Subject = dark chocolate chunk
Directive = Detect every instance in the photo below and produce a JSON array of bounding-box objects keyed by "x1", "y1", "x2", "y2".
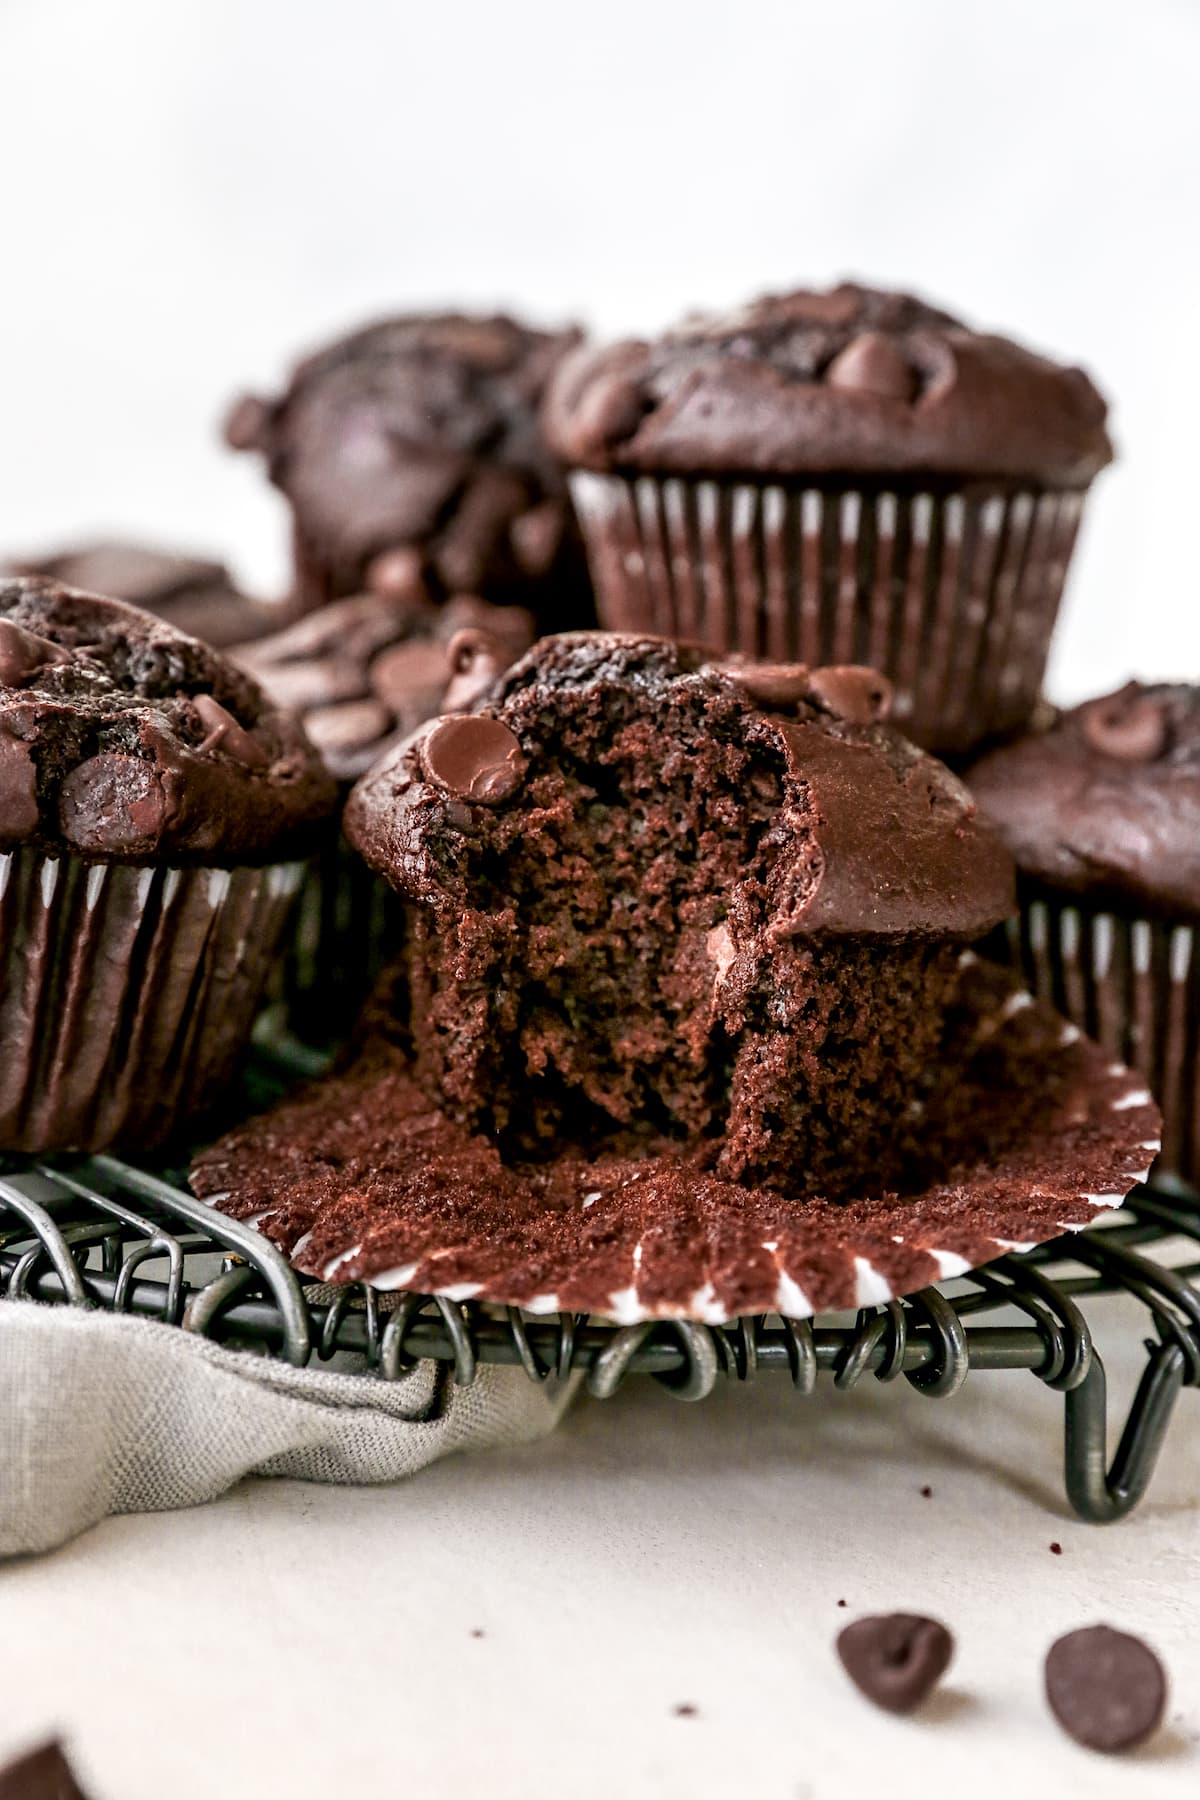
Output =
[
  {"x1": 192, "y1": 693, "x2": 271, "y2": 768},
  {"x1": 836, "y1": 1613, "x2": 954, "y2": 1714},
  {"x1": 825, "y1": 331, "x2": 918, "y2": 401},
  {"x1": 1081, "y1": 692, "x2": 1168, "y2": 763},
  {"x1": 442, "y1": 627, "x2": 511, "y2": 713},
  {"x1": 0, "y1": 1739, "x2": 92, "y2": 1798},
  {"x1": 1044, "y1": 1625, "x2": 1167, "y2": 1752},
  {"x1": 0, "y1": 619, "x2": 68, "y2": 686},
  {"x1": 807, "y1": 664, "x2": 894, "y2": 725},
  {"x1": 419, "y1": 715, "x2": 526, "y2": 805},
  {"x1": 0, "y1": 730, "x2": 40, "y2": 840},
  {"x1": 58, "y1": 753, "x2": 168, "y2": 855}
]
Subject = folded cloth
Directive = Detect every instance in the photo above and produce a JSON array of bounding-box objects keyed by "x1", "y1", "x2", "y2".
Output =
[{"x1": 0, "y1": 1300, "x2": 575, "y2": 1558}]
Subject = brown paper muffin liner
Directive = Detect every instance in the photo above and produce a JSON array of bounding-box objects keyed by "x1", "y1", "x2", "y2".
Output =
[
  {"x1": 1002, "y1": 887, "x2": 1199, "y2": 1192},
  {"x1": 275, "y1": 822, "x2": 405, "y2": 1043},
  {"x1": 0, "y1": 847, "x2": 305, "y2": 1152},
  {"x1": 569, "y1": 474, "x2": 1086, "y2": 756},
  {"x1": 194, "y1": 957, "x2": 1160, "y2": 1324}
]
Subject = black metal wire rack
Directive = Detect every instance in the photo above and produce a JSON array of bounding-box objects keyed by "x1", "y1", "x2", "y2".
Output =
[{"x1": 2, "y1": 1085, "x2": 1199, "y2": 1523}]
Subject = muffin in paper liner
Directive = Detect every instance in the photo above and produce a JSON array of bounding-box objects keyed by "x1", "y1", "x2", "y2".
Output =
[
  {"x1": 1002, "y1": 889, "x2": 1199, "y2": 1193},
  {"x1": 192, "y1": 958, "x2": 1161, "y2": 1325},
  {"x1": 0, "y1": 845, "x2": 305, "y2": 1152},
  {"x1": 571, "y1": 474, "x2": 1083, "y2": 757}
]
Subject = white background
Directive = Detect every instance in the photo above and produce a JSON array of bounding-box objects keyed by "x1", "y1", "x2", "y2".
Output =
[{"x1": 1, "y1": 0, "x2": 1198, "y2": 700}]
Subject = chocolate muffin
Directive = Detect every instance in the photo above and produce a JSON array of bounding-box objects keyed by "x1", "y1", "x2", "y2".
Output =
[
  {"x1": 544, "y1": 282, "x2": 1112, "y2": 755},
  {"x1": 235, "y1": 589, "x2": 534, "y2": 1034},
  {"x1": 224, "y1": 312, "x2": 593, "y2": 631},
  {"x1": 345, "y1": 633, "x2": 1014, "y2": 1196},
  {"x1": 7, "y1": 539, "x2": 280, "y2": 649},
  {"x1": 0, "y1": 577, "x2": 336, "y2": 1151},
  {"x1": 970, "y1": 681, "x2": 1200, "y2": 1189}
]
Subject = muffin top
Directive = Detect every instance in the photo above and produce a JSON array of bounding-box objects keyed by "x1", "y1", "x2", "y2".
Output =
[
  {"x1": 968, "y1": 682, "x2": 1200, "y2": 918},
  {"x1": 0, "y1": 578, "x2": 337, "y2": 865},
  {"x1": 543, "y1": 282, "x2": 1112, "y2": 486},
  {"x1": 346, "y1": 631, "x2": 1014, "y2": 941},
  {"x1": 235, "y1": 589, "x2": 535, "y2": 782},
  {"x1": 224, "y1": 311, "x2": 587, "y2": 612},
  {"x1": 7, "y1": 539, "x2": 276, "y2": 650}
]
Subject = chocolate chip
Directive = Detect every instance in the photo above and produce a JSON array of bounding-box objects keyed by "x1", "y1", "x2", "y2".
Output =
[
  {"x1": 1045, "y1": 1625, "x2": 1166, "y2": 1753},
  {"x1": 1082, "y1": 693, "x2": 1167, "y2": 763},
  {"x1": 672, "y1": 1704, "x2": 698, "y2": 1719},
  {"x1": 0, "y1": 1738, "x2": 92, "y2": 1798},
  {"x1": 509, "y1": 499, "x2": 564, "y2": 577},
  {"x1": 721, "y1": 658, "x2": 813, "y2": 708},
  {"x1": 836, "y1": 1613, "x2": 954, "y2": 1714},
  {"x1": 807, "y1": 665, "x2": 894, "y2": 725},
  {"x1": 370, "y1": 638, "x2": 453, "y2": 732},
  {"x1": 0, "y1": 618, "x2": 69, "y2": 686},
  {"x1": 192, "y1": 693, "x2": 271, "y2": 768},
  {"x1": 223, "y1": 392, "x2": 272, "y2": 452},
  {"x1": 920, "y1": 1485, "x2": 933, "y2": 1498},
  {"x1": 366, "y1": 545, "x2": 430, "y2": 605},
  {"x1": 59, "y1": 753, "x2": 168, "y2": 854},
  {"x1": 575, "y1": 373, "x2": 648, "y2": 447},
  {"x1": 1049, "y1": 1541, "x2": 1063, "y2": 1555},
  {"x1": 0, "y1": 729, "x2": 40, "y2": 838},
  {"x1": 442, "y1": 628, "x2": 511, "y2": 713},
  {"x1": 305, "y1": 697, "x2": 392, "y2": 759},
  {"x1": 825, "y1": 332, "x2": 918, "y2": 402},
  {"x1": 420, "y1": 715, "x2": 526, "y2": 805}
]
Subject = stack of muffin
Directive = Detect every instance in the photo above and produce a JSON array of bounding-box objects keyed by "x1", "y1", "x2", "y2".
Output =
[{"x1": 0, "y1": 280, "x2": 1187, "y2": 1317}]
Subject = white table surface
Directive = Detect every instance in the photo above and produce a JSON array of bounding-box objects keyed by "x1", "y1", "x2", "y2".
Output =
[{"x1": 0, "y1": 1294, "x2": 1196, "y2": 1800}]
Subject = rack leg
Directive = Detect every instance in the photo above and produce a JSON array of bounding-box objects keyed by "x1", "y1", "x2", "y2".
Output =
[{"x1": 1063, "y1": 1343, "x2": 1187, "y2": 1523}]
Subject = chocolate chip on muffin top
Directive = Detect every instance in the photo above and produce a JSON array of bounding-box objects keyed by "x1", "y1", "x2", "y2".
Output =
[
  {"x1": 968, "y1": 681, "x2": 1200, "y2": 917},
  {"x1": 543, "y1": 281, "x2": 1112, "y2": 484},
  {"x1": 0, "y1": 578, "x2": 337, "y2": 864}
]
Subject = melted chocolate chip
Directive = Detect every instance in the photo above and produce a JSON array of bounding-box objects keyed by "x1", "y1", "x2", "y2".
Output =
[
  {"x1": 721, "y1": 659, "x2": 813, "y2": 708},
  {"x1": 1082, "y1": 693, "x2": 1168, "y2": 763},
  {"x1": 575, "y1": 373, "x2": 648, "y2": 447},
  {"x1": 223, "y1": 392, "x2": 272, "y2": 452},
  {"x1": 1045, "y1": 1626, "x2": 1167, "y2": 1753},
  {"x1": 0, "y1": 619, "x2": 68, "y2": 687},
  {"x1": 420, "y1": 715, "x2": 526, "y2": 804},
  {"x1": 367, "y1": 545, "x2": 430, "y2": 605},
  {"x1": 442, "y1": 628, "x2": 510, "y2": 712},
  {"x1": 0, "y1": 731, "x2": 40, "y2": 838},
  {"x1": 825, "y1": 331, "x2": 919, "y2": 401},
  {"x1": 192, "y1": 693, "x2": 271, "y2": 768},
  {"x1": 807, "y1": 665, "x2": 894, "y2": 725},
  {"x1": 836, "y1": 1613, "x2": 954, "y2": 1714},
  {"x1": 59, "y1": 753, "x2": 168, "y2": 854}
]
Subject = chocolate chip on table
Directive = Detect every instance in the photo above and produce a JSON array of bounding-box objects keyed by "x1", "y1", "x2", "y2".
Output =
[
  {"x1": 1049, "y1": 1542, "x2": 1063, "y2": 1556},
  {"x1": 419, "y1": 715, "x2": 527, "y2": 805},
  {"x1": 836, "y1": 1613, "x2": 954, "y2": 1714},
  {"x1": 0, "y1": 1737, "x2": 92, "y2": 1797},
  {"x1": 920, "y1": 1485, "x2": 933, "y2": 1499},
  {"x1": 672, "y1": 1704, "x2": 699, "y2": 1719},
  {"x1": 1044, "y1": 1625, "x2": 1167, "y2": 1753}
]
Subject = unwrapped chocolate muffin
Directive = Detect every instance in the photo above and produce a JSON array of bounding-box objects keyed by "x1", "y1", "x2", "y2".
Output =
[
  {"x1": 0, "y1": 577, "x2": 336, "y2": 1151},
  {"x1": 969, "y1": 681, "x2": 1200, "y2": 1189},
  {"x1": 234, "y1": 589, "x2": 534, "y2": 1033},
  {"x1": 346, "y1": 633, "x2": 1014, "y2": 1196},
  {"x1": 6, "y1": 539, "x2": 281, "y2": 649},
  {"x1": 224, "y1": 311, "x2": 593, "y2": 631},
  {"x1": 544, "y1": 283, "x2": 1112, "y2": 755}
]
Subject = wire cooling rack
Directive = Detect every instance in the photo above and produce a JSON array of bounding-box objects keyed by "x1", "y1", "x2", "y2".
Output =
[{"x1": 2, "y1": 1041, "x2": 1199, "y2": 1524}]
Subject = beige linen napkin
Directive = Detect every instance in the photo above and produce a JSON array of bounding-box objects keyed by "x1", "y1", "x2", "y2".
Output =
[{"x1": 0, "y1": 1299, "x2": 575, "y2": 1558}]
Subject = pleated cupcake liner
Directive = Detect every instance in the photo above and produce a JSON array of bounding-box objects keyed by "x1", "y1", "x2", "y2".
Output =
[
  {"x1": 570, "y1": 473, "x2": 1087, "y2": 756},
  {"x1": 0, "y1": 847, "x2": 305, "y2": 1152},
  {"x1": 274, "y1": 823, "x2": 406, "y2": 1042},
  {"x1": 1004, "y1": 888, "x2": 1200, "y2": 1192},
  {"x1": 196, "y1": 957, "x2": 1160, "y2": 1325}
]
